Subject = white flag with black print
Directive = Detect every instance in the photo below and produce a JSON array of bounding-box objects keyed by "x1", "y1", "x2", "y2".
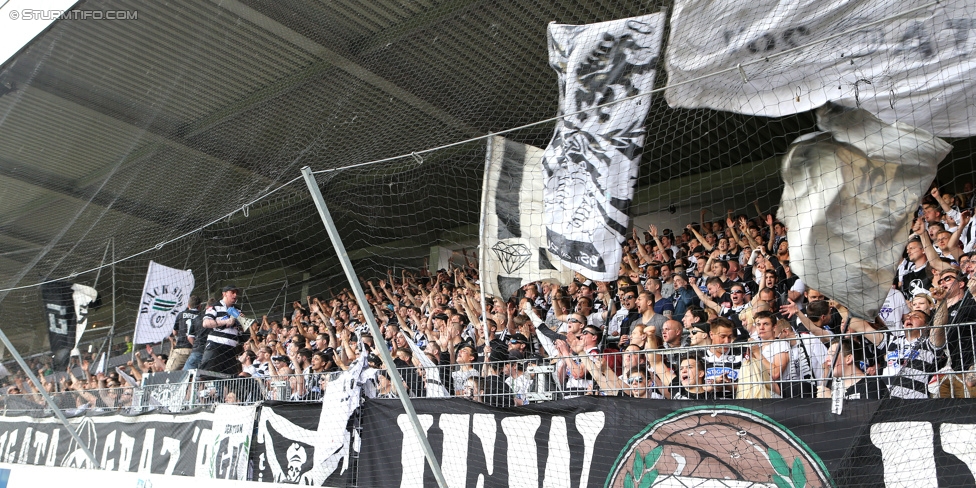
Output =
[
  {"x1": 542, "y1": 13, "x2": 665, "y2": 281},
  {"x1": 779, "y1": 103, "x2": 951, "y2": 319},
  {"x1": 665, "y1": 0, "x2": 976, "y2": 137},
  {"x1": 480, "y1": 136, "x2": 575, "y2": 299},
  {"x1": 134, "y1": 261, "x2": 195, "y2": 344}
]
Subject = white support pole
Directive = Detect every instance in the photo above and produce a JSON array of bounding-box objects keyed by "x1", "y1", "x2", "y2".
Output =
[
  {"x1": 478, "y1": 136, "x2": 494, "y2": 344},
  {"x1": 301, "y1": 166, "x2": 448, "y2": 488}
]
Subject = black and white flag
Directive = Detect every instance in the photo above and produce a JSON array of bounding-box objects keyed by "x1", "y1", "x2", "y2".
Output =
[
  {"x1": 542, "y1": 14, "x2": 665, "y2": 281},
  {"x1": 779, "y1": 103, "x2": 951, "y2": 319},
  {"x1": 40, "y1": 281, "x2": 100, "y2": 371},
  {"x1": 253, "y1": 354, "x2": 367, "y2": 485},
  {"x1": 134, "y1": 261, "x2": 194, "y2": 345},
  {"x1": 480, "y1": 136, "x2": 574, "y2": 299}
]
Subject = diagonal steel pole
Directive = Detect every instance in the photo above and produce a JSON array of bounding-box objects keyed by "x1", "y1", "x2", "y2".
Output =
[{"x1": 301, "y1": 166, "x2": 448, "y2": 488}]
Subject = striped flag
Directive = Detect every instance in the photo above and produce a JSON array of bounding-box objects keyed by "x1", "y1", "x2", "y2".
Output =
[{"x1": 134, "y1": 261, "x2": 195, "y2": 345}]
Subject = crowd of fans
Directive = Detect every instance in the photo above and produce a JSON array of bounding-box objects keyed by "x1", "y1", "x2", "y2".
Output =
[{"x1": 6, "y1": 184, "x2": 976, "y2": 411}]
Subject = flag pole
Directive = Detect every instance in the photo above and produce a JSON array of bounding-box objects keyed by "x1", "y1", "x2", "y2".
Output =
[
  {"x1": 301, "y1": 166, "x2": 449, "y2": 488},
  {"x1": 478, "y1": 135, "x2": 494, "y2": 343}
]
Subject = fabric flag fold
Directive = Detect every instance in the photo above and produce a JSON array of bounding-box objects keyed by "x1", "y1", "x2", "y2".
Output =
[
  {"x1": 541, "y1": 13, "x2": 665, "y2": 281},
  {"x1": 665, "y1": 0, "x2": 976, "y2": 137},
  {"x1": 134, "y1": 261, "x2": 194, "y2": 345},
  {"x1": 778, "y1": 103, "x2": 952, "y2": 319},
  {"x1": 401, "y1": 331, "x2": 450, "y2": 398},
  {"x1": 71, "y1": 283, "x2": 99, "y2": 357},
  {"x1": 480, "y1": 136, "x2": 575, "y2": 298},
  {"x1": 40, "y1": 280, "x2": 98, "y2": 370}
]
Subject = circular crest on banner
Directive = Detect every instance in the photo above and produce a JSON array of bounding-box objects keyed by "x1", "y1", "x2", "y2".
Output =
[{"x1": 605, "y1": 405, "x2": 832, "y2": 487}]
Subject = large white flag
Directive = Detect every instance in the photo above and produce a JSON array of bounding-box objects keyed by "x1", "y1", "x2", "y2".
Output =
[
  {"x1": 134, "y1": 261, "x2": 194, "y2": 345},
  {"x1": 480, "y1": 136, "x2": 575, "y2": 299},
  {"x1": 665, "y1": 0, "x2": 976, "y2": 137},
  {"x1": 779, "y1": 103, "x2": 951, "y2": 319},
  {"x1": 542, "y1": 13, "x2": 665, "y2": 281}
]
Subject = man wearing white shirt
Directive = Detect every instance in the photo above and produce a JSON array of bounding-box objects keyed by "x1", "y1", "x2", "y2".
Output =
[{"x1": 752, "y1": 311, "x2": 790, "y2": 397}]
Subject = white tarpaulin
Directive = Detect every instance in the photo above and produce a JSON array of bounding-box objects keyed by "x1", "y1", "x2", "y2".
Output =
[
  {"x1": 134, "y1": 261, "x2": 195, "y2": 345},
  {"x1": 779, "y1": 103, "x2": 951, "y2": 319},
  {"x1": 480, "y1": 136, "x2": 575, "y2": 299},
  {"x1": 665, "y1": 0, "x2": 976, "y2": 137},
  {"x1": 542, "y1": 13, "x2": 666, "y2": 282}
]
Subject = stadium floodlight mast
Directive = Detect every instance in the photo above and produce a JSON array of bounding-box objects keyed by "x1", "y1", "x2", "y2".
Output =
[{"x1": 301, "y1": 166, "x2": 449, "y2": 488}]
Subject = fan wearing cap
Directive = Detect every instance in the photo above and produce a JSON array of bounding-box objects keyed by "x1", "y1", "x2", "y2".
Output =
[
  {"x1": 201, "y1": 285, "x2": 246, "y2": 376},
  {"x1": 688, "y1": 322, "x2": 711, "y2": 348},
  {"x1": 508, "y1": 333, "x2": 529, "y2": 354}
]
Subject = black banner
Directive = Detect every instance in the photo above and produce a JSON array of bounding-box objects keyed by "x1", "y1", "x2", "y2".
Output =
[
  {"x1": 360, "y1": 397, "x2": 976, "y2": 488},
  {"x1": 3, "y1": 397, "x2": 975, "y2": 485},
  {"x1": 0, "y1": 410, "x2": 213, "y2": 474},
  {"x1": 251, "y1": 401, "x2": 358, "y2": 485},
  {"x1": 0, "y1": 404, "x2": 257, "y2": 480},
  {"x1": 40, "y1": 281, "x2": 76, "y2": 371}
]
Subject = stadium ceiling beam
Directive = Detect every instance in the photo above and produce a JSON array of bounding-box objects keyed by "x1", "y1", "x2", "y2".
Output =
[
  {"x1": 186, "y1": 0, "x2": 483, "y2": 140},
  {"x1": 354, "y1": 0, "x2": 483, "y2": 56},
  {"x1": 0, "y1": 154, "x2": 197, "y2": 231},
  {"x1": 0, "y1": 85, "x2": 296, "y2": 239},
  {"x1": 0, "y1": 226, "x2": 43, "y2": 249},
  {"x1": 0, "y1": 72, "x2": 291, "y2": 197},
  {"x1": 0, "y1": 223, "x2": 52, "y2": 248}
]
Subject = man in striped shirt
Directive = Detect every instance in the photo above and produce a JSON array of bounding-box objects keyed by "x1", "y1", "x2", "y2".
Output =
[
  {"x1": 201, "y1": 285, "x2": 245, "y2": 377},
  {"x1": 883, "y1": 310, "x2": 946, "y2": 398},
  {"x1": 702, "y1": 318, "x2": 743, "y2": 399}
]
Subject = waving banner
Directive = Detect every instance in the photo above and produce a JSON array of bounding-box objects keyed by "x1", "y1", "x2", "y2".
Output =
[
  {"x1": 134, "y1": 261, "x2": 194, "y2": 345},
  {"x1": 542, "y1": 13, "x2": 665, "y2": 281},
  {"x1": 665, "y1": 0, "x2": 976, "y2": 137},
  {"x1": 779, "y1": 104, "x2": 951, "y2": 319},
  {"x1": 41, "y1": 281, "x2": 100, "y2": 370},
  {"x1": 481, "y1": 136, "x2": 575, "y2": 299}
]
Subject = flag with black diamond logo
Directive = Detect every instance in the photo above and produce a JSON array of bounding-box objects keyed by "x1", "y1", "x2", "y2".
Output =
[{"x1": 480, "y1": 136, "x2": 574, "y2": 299}]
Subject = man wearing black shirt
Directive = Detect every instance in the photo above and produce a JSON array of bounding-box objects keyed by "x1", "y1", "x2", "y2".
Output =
[
  {"x1": 167, "y1": 295, "x2": 200, "y2": 371},
  {"x1": 900, "y1": 239, "x2": 932, "y2": 299},
  {"x1": 935, "y1": 269, "x2": 976, "y2": 372},
  {"x1": 183, "y1": 297, "x2": 210, "y2": 371},
  {"x1": 655, "y1": 355, "x2": 720, "y2": 400},
  {"x1": 820, "y1": 338, "x2": 889, "y2": 400}
]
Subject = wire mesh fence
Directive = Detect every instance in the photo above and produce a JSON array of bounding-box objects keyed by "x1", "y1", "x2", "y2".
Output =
[{"x1": 4, "y1": 323, "x2": 974, "y2": 416}]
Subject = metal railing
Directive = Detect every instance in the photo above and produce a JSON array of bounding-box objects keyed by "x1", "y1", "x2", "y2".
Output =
[{"x1": 3, "y1": 323, "x2": 976, "y2": 413}]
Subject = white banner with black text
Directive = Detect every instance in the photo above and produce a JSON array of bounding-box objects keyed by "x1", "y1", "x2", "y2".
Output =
[
  {"x1": 665, "y1": 0, "x2": 976, "y2": 137},
  {"x1": 134, "y1": 261, "x2": 195, "y2": 345}
]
